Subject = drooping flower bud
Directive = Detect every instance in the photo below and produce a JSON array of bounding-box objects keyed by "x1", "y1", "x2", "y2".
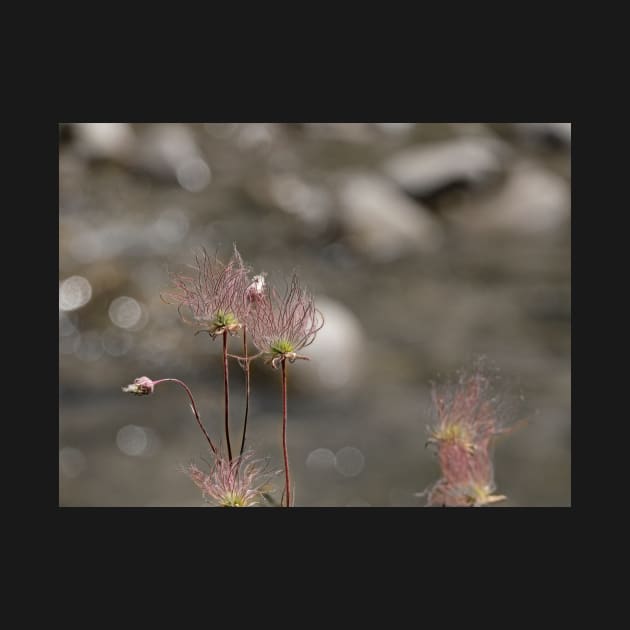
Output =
[{"x1": 122, "y1": 376, "x2": 156, "y2": 396}]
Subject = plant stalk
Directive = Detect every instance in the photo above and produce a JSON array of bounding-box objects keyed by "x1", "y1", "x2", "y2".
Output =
[
  {"x1": 239, "y1": 325, "x2": 250, "y2": 458},
  {"x1": 223, "y1": 331, "x2": 232, "y2": 461},
  {"x1": 281, "y1": 358, "x2": 291, "y2": 507},
  {"x1": 153, "y1": 378, "x2": 217, "y2": 454}
]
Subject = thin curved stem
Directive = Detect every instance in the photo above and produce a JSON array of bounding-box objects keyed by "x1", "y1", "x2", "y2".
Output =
[
  {"x1": 223, "y1": 331, "x2": 232, "y2": 461},
  {"x1": 239, "y1": 325, "x2": 250, "y2": 458},
  {"x1": 281, "y1": 358, "x2": 291, "y2": 507},
  {"x1": 153, "y1": 378, "x2": 217, "y2": 454}
]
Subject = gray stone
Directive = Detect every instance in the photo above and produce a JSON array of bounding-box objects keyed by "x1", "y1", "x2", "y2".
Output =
[
  {"x1": 247, "y1": 173, "x2": 333, "y2": 234},
  {"x1": 383, "y1": 136, "x2": 511, "y2": 199},
  {"x1": 336, "y1": 172, "x2": 443, "y2": 261},
  {"x1": 445, "y1": 160, "x2": 570, "y2": 235},
  {"x1": 513, "y1": 123, "x2": 571, "y2": 147},
  {"x1": 71, "y1": 123, "x2": 212, "y2": 188},
  {"x1": 374, "y1": 123, "x2": 415, "y2": 135},
  {"x1": 134, "y1": 124, "x2": 208, "y2": 185},
  {"x1": 302, "y1": 123, "x2": 376, "y2": 143},
  {"x1": 73, "y1": 123, "x2": 135, "y2": 161},
  {"x1": 291, "y1": 296, "x2": 366, "y2": 395}
]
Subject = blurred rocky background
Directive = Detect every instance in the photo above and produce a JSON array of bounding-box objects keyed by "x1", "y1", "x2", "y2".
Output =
[{"x1": 59, "y1": 122, "x2": 571, "y2": 507}]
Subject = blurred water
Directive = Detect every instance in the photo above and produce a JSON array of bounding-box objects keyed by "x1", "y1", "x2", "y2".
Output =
[{"x1": 59, "y1": 123, "x2": 570, "y2": 507}]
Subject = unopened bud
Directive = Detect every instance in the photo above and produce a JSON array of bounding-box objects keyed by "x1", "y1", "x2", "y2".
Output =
[{"x1": 122, "y1": 376, "x2": 155, "y2": 396}]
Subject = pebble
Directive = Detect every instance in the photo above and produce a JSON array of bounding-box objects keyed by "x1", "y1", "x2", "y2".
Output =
[
  {"x1": 72, "y1": 123, "x2": 135, "y2": 161},
  {"x1": 336, "y1": 172, "x2": 443, "y2": 261},
  {"x1": 247, "y1": 173, "x2": 332, "y2": 234},
  {"x1": 512, "y1": 123, "x2": 571, "y2": 148},
  {"x1": 291, "y1": 296, "x2": 366, "y2": 394},
  {"x1": 383, "y1": 136, "x2": 511, "y2": 200},
  {"x1": 134, "y1": 124, "x2": 207, "y2": 183},
  {"x1": 444, "y1": 159, "x2": 570, "y2": 235}
]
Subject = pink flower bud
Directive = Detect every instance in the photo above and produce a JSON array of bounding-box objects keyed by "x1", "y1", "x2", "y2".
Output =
[{"x1": 122, "y1": 376, "x2": 156, "y2": 396}]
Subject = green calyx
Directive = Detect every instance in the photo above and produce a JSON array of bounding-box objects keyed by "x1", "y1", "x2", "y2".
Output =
[
  {"x1": 220, "y1": 492, "x2": 247, "y2": 507},
  {"x1": 270, "y1": 339, "x2": 295, "y2": 355},
  {"x1": 213, "y1": 310, "x2": 238, "y2": 328}
]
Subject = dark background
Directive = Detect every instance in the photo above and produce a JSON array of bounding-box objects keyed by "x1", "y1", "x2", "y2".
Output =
[{"x1": 59, "y1": 122, "x2": 570, "y2": 507}]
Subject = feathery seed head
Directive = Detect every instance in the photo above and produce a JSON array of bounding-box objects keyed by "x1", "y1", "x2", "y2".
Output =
[
  {"x1": 248, "y1": 273, "x2": 324, "y2": 368},
  {"x1": 162, "y1": 245, "x2": 251, "y2": 338},
  {"x1": 425, "y1": 367, "x2": 510, "y2": 507},
  {"x1": 184, "y1": 450, "x2": 278, "y2": 507}
]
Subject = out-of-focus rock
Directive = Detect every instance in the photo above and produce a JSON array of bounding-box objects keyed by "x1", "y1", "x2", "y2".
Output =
[
  {"x1": 383, "y1": 136, "x2": 511, "y2": 200},
  {"x1": 135, "y1": 124, "x2": 211, "y2": 189},
  {"x1": 204, "y1": 123, "x2": 240, "y2": 139},
  {"x1": 236, "y1": 123, "x2": 277, "y2": 153},
  {"x1": 246, "y1": 173, "x2": 332, "y2": 234},
  {"x1": 140, "y1": 124, "x2": 199, "y2": 169},
  {"x1": 292, "y1": 296, "x2": 366, "y2": 394},
  {"x1": 512, "y1": 123, "x2": 571, "y2": 148},
  {"x1": 374, "y1": 123, "x2": 415, "y2": 136},
  {"x1": 268, "y1": 174, "x2": 332, "y2": 232},
  {"x1": 445, "y1": 160, "x2": 570, "y2": 235},
  {"x1": 73, "y1": 123, "x2": 135, "y2": 161},
  {"x1": 71, "y1": 123, "x2": 212, "y2": 190},
  {"x1": 336, "y1": 173, "x2": 443, "y2": 261},
  {"x1": 446, "y1": 123, "x2": 491, "y2": 136},
  {"x1": 303, "y1": 123, "x2": 376, "y2": 143}
]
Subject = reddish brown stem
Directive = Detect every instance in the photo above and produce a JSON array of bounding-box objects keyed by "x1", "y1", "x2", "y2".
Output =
[
  {"x1": 153, "y1": 378, "x2": 217, "y2": 454},
  {"x1": 239, "y1": 325, "x2": 250, "y2": 458},
  {"x1": 223, "y1": 331, "x2": 232, "y2": 461},
  {"x1": 281, "y1": 358, "x2": 291, "y2": 507}
]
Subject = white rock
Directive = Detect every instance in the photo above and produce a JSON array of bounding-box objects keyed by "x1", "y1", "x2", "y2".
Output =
[
  {"x1": 267, "y1": 174, "x2": 332, "y2": 232},
  {"x1": 236, "y1": 123, "x2": 275, "y2": 151},
  {"x1": 513, "y1": 123, "x2": 571, "y2": 146},
  {"x1": 292, "y1": 296, "x2": 366, "y2": 394},
  {"x1": 375, "y1": 123, "x2": 415, "y2": 135},
  {"x1": 337, "y1": 173, "x2": 443, "y2": 261},
  {"x1": 383, "y1": 136, "x2": 511, "y2": 198},
  {"x1": 303, "y1": 123, "x2": 375, "y2": 143},
  {"x1": 446, "y1": 160, "x2": 570, "y2": 235},
  {"x1": 73, "y1": 123, "x2": 135, "y2": 160},
  {"x1": 137, "y1": 124, "x2": 203, "y2": 175}
]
